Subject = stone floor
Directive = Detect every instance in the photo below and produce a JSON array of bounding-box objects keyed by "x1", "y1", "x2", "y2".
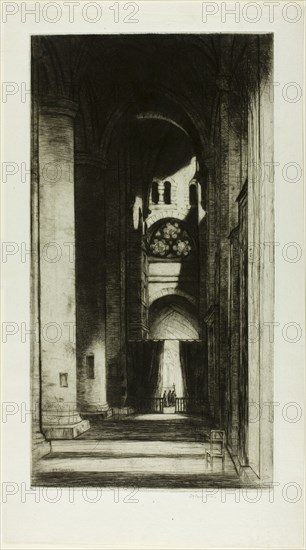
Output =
[
  {"x1": 32, "y1": 413, "x2": 245, "y2": 488},
  {"x1": 77, "y1": 413, "x2": 211, "y2": 441}
]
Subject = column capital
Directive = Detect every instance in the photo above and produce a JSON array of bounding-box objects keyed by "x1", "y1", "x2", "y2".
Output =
[
  {"x1": 39, "y1": 96, "x2": 78, "y2": 118},
  {"x1": 75, "y1": 152, "x2": 107, "y2": 171}
]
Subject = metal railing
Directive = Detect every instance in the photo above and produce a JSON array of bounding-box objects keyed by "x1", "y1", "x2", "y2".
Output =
[
  {"x1": 175, "y1": 397, "x2": 187, "y2": 412},
  {"x1": 136, "y1": 397, "x2": 207, "y2": 414}
]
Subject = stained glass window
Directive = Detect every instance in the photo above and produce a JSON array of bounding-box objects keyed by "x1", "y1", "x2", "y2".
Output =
[{"x1": 148, "y1": 220, "x2": 193, "y2": 259}]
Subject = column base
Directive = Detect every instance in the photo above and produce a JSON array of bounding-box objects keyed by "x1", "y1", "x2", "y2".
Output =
[
  {"x1": 82, "y1": 407, "x2": 113, "y2": 420},
  {"x1": 230, "y1": 454, "x2": 262, "y2": 485},
  {"x1": 79, "y1": 401, "x2": 112, "y2": 416},
  {"x1": 43, "y1": 419, "x2": 90, "y2": 440},
  {"x1": 112, "y1": 406, "x2": 135, "y2": 416},
  {"x1": 32, "y1": 431, "x2": 51, "y2": 459}
]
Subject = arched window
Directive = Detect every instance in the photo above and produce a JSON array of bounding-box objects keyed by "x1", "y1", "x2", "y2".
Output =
[
  {"x1": 189, "y1": 183, "x2": 198, "y2": 206},
  {"x1": 151, "y1": 181, "x2": 159, "y2": 204},
  {"x1": 164, "y1": 181, "x2": 171, "y2": 204}
]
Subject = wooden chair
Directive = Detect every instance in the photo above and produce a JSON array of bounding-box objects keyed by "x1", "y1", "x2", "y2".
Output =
[{"x1": 206, "y1": 430, "x2": 225, "y2": 470}]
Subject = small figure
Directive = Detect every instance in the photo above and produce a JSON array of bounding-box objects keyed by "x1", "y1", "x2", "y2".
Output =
[
  {"x1": 173, "y1": 389, "x2": 177, "y2": 403},
  {"x1": 163, "y1": 390, "x2": 168, "y2": 407},
  {"x1": 168, "y1": 390, "x2": 172, "y2": 407},
  {"x1": 171, "y1": 385, "x2": 176, "y2": 406},
  {"x1": 167, "y1": 389, "x2": 172, "y2": 407}
]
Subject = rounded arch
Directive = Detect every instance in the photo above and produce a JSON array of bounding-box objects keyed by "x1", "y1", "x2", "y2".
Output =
[
  {"x1": 146, "y1": 208, "x2": 187, "y2": 228},
  {"x1": 149, "y1": 287, "x2": 197, "y2": 307},
  {"x1": 136, "y1": 112, "x2": 190, "y2": 137},
  {"x1": 99, "y1": 87, "x2": 209, "y2": 165},
  {"x1": 149, "y1": 294, "x2": 199, "y2": 340}
]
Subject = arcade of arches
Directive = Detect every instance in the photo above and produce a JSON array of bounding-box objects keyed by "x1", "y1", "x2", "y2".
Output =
[{"x1": 32, "y1": 34, "x2": 273, "y2": 483}]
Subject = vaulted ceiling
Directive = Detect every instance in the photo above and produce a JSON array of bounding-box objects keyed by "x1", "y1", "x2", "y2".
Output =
[
  {"x1": 34, "y1": 34, "x2": 257, "y2": 148},
  {"x1": 33, "y1": 34, "x2": 271, "y2": 193}
]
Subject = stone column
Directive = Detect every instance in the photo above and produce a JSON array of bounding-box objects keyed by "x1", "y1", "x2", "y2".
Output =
[
  {"x1": 38, "y1": 97, "x2": 89, "y2": 439},
  {"x1": 74, "y1": 153, "x2": 110, "y2": 416},
  {"x1": 217, "y1": 73, "x2": 231, "y2": 428},
  {"x1": 31, "y1": 88, "x2": 51, "y2": 457},
  {"x1": 204, "y1": 308, "x2": 218, "y2": 420},
  {"x1": 248, "y1": 35, "x2": 274, "y2": 481},
  {"x1": 157, "y1": 181, "x2": 165, "y2": 204},
  {"x1": 258, "y1": 36, "x2": 273, "y2": 482},
  {"x1": 203, "y1": 161, "x2": 218, "y2": 422},
  {"x1": 238, "y1": 184, "x2": 248, "y2": 466},
  {"x1": 227, "y1": 226, "x2": 240, "y2": 456}
]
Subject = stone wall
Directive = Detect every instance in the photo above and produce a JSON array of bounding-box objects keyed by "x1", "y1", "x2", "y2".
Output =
[{"x1": 75, "y1": 159, "x2": 108, "y2": 414}]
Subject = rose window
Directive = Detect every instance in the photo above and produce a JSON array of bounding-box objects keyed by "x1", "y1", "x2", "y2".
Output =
[{"x1": 148, "y1": 220, "x2": 193, "y2": 259}]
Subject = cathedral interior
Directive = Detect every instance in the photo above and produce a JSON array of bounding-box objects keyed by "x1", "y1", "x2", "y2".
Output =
[{"x1": 32, "y1": 34, "x2": 274, "y2": 487}]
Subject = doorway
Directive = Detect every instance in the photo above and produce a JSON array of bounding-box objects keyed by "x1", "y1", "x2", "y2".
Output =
[{"x1": 160, "y1": 340, "x2": 185, "y2": 413}]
